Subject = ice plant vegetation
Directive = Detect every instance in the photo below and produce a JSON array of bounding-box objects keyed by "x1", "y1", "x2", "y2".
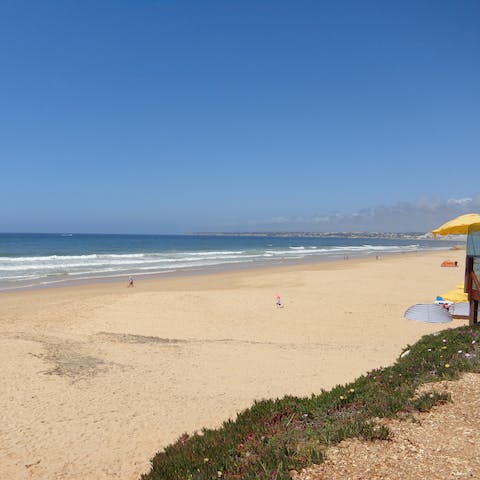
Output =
[{"x1": 141, "y1": 326, "x2": 480, "y2": 480}]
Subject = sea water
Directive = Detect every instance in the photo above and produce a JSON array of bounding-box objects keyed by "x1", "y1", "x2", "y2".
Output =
[{"x1": 0, "y1": 233, "x2": 455, "y2": 291}]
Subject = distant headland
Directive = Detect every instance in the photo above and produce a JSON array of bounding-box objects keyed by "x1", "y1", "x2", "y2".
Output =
[{"x1": 189, "y1": 231, "x2": 454, "y2": 240}]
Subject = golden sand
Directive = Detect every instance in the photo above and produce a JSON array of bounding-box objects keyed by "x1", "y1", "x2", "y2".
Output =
[{"x1": 0, "y1": 249, "x2": 468, "y2": 479}]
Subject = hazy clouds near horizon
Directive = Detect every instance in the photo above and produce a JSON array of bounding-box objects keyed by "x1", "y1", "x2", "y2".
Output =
[
  {"x1": 244, "y1": 194, "x2": 480, "y2": 233},
  {"x1": 2, "y1": 194, "x2": 479, "y2": 235}
]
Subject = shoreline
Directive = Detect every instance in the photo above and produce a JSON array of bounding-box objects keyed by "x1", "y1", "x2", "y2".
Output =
[
  {"x1": 0, "y1": 249, "x2": 468, "y2": 480},
  {"x1": 0, "y1": 245, "x2": 455, "y2": 294}
]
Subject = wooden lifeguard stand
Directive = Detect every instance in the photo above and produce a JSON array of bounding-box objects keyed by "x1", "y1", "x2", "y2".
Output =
[{"x1": 465, "y1": 223, "x2": 480, "y2": 325}]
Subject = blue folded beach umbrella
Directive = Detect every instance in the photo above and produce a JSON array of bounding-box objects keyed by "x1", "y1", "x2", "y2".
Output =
[{"x1": 404, "y1": 304, "x2": 452, "y2": 323}]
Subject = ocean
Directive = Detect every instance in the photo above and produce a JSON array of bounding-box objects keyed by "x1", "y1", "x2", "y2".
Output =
[{"x1": 0, "y1": 233, "x2": 455, "y2": 291}]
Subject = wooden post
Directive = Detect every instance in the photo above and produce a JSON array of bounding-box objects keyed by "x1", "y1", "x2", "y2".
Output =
[
  {"x1": 466, "y1": 257, "x2": 473, "y2": 292},
  {"x1": 471, "y1": 299, "x2": 479, "y2": 326}
]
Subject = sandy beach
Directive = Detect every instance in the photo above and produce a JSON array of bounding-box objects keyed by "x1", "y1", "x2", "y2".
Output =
[{"x1": 0, "y1": 249, "x2": 468, "y2": 480}]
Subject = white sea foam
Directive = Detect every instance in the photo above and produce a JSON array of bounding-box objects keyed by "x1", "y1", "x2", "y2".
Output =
[
  {"x1": 265, "y1": 248, "x2": 329, "y2": 255},
  {"x1": 0, "y1": 241, "x2": 436, "y2": 291}
]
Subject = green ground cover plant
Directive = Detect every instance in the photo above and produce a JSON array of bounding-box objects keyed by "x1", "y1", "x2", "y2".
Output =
[{"x1": 141, "y1": 325, "x2": 480, "y2": 480}]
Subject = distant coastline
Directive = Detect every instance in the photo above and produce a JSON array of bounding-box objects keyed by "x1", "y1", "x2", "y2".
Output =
[
  {"x1": 189, "y1": 231, "x2": 464, "y2": 240},
  {"x1": 0, "y1": 231, "x2": 466, "y2": 242}
]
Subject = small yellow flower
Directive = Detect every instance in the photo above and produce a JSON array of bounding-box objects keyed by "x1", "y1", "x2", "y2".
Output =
[
  {"x1": 204, "y1": 458, "x2": 209, "y2": 463},
  {"x1": 339, "y1": 395, "x2": 345, "y2": 400},
  {"x1": 442, "y1": 346, "x2": 447, "y2": 350},
  {"x1": 349, "y1": 388, "x2": 355, "y2": 393},
  {"x1": 445, "y1": 364, "x2": 450, "y2": 368}
]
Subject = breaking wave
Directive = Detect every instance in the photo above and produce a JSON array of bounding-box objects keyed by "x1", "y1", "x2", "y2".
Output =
[{"x1": 0, "y1": 240, "x2": 438, "y2": 291}]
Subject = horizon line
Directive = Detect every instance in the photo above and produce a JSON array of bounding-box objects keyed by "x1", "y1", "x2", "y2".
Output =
[{"x1": 0, "y1": 230, "x2": 434, "y2": 236}]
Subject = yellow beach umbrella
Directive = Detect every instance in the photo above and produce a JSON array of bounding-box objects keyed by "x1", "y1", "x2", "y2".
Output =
[
  {"x1": 441, "y1": 282, "x2": 467, "y2": 303},
  {"x1": 432, "y1": 213, "x2": 480, "y2": 238},
  {"x1": 441, "y1": 289, "x2": 468, "y2": 303}
]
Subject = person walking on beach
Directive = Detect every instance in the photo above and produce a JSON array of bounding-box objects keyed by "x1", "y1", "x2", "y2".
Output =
[
  {"x1": 127, "y1": 276, "x2": 134, "y2": 287},
  {"x1": 275, "y1": 294, "x2": 282, "y2": 308}
]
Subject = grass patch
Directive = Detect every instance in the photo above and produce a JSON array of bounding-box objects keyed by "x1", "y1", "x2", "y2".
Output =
[
  {"x1": 412, "y1": 391, "x2": 451, "y2": 412},
  {"x1": 141, "y1": 325, "x2": 480, "y2": 480}
]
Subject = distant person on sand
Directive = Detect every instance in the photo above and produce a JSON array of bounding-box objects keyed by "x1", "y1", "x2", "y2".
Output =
[
  {"x1": 127, "y1": 276, "x2": 134, "y2": 287},
  {"x1": 275, "y1": 294, "x2": 283, "y2": 308}
]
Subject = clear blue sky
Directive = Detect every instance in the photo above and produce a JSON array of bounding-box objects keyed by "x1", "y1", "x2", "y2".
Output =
[{"x1": 1, "y1": 0, "x2": 479, "y2": 233}]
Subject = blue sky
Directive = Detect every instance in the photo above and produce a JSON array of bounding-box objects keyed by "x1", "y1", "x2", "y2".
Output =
[{"x1": 1, "y1": 0, "x2": 479, "y2": 233}]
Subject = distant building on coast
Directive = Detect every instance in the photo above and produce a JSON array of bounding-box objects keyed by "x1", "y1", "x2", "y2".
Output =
[{"x1": 191, "y1": 231, "x2": 441, "y2": 240}]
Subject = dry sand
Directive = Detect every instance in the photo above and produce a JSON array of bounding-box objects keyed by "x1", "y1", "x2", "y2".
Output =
[{"x1": 0, "y1": 249, "x2": 468, "y2": 479}]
